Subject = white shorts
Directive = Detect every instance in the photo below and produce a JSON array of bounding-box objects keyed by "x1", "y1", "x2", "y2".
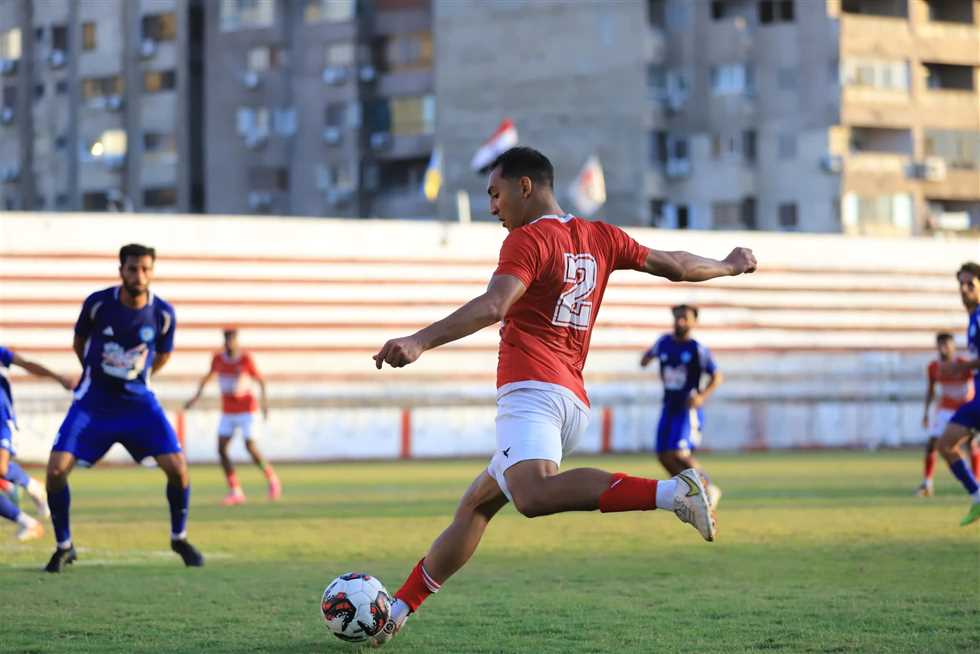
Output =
[
  {"x1": 218, "y1": 412, "x2": 256, "y2": 440},
  {"x1": 927, "y1": 408, "x2": 955, "y2": 438},
  {"x1": 487, "y1": 387, "x2": 590, "y2": 502}
]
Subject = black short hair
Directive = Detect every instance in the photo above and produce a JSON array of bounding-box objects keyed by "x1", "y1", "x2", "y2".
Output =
[
  {"x1": 937, "y1": 332, "x2": 954, "y2": 345},
  {"x1": 489, "y1": 147, "x2": 554, "y2": 190},
  {"x1": 671, "y1": 304, "x2": 699, "y2": 319},
  {"x1": 957, "y1": 262, "x2": 980, "y2": 278},
  {"x1": 119, "y1": 243, "x2": 156, "y2": 264},
  {"x1": 223, "y1": 327, "x2": 238, "y2": 337}
]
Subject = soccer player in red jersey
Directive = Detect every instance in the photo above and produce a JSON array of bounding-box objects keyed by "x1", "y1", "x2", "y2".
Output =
[
  {"x1": 917, "y1": 332, "x2": 975, "y2": 496},
  {"x1": 371, "y1": 147, "x2": 757, "y2": 644},
  {"x1": 185, "y1": 328, "x2": 280, "y2": 504}
]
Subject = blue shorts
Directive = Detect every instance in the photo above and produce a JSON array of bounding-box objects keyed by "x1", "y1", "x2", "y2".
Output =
[
  {"x1": 0, "y1": 407, "x2": 15, "y2": 457},
  {"x1": 656, "y1": 407, "x2": 703, "y2": 454},
  {"x1": 52, "y1": 398, "x2": 181, "y2": 466},
  {"x1": 950, "y1": 397, "x2": 980, "y2": 431}
]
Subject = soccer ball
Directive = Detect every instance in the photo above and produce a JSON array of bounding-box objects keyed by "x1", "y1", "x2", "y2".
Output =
[{"x1": 321, "y1": 572, "x2": 391, "y2": 643}]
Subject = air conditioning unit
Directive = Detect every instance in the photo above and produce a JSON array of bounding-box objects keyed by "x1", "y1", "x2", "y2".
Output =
[
  {"x1": 106, "y1": 95, "x2": 124, "y2": 112},
  {"x1": 0, "y1": 58, "x2": 16, "y2": 75},
  {"x1": 358, "y1": 65, "x2": 376, "y2": 83},
  {"x1": 48, "y1": 49, "x2": 66, "y2": 69},
  {"x1": 140, "y1": 38, "x2": 158, "y2": 59},
  {"x1": 247, "y1": 191, "x2": 272, "y2": 210},
  {"x1": 244, "y1": 131, "x2": 268, "y2": 150},
  {"x1": 0, "y1": 107, "x2": 13, "y2": 124},
  {"x1": 923, "y1": 157, "x2": 947, "y2": 182},
  {"x1": 322, "y1": 67, "x2": 349, "y2": 85},
  {"x1": 369, "y1": 131, "x2": 391, "y2": 150},
  {"x1": 242, "y1": 70, "x2": 261, "y2": 90},
  {"x1": 322, "y1": 127, "x2": 342, "y2": 145},
  {"x1": 820, "y1": 154, "x2": 843, "y2": 174},
  {"x1": 665, "y1": 158, "x2": 691, "y2": 179}
]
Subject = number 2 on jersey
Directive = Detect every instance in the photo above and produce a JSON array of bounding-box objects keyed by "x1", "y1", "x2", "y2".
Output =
[{"x1": 552, "y1": 253, "x2": 597, "y2": 331}]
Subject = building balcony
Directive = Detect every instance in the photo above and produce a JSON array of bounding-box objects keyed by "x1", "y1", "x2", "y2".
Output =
[
  {"x1": 921, "y1": 167, "x2": 980, "y2": 200},
  {"x1": 840, "y1": 14, "x2": 912, "y2": 58},
  {"x1": 369, "y1": 132, "x2": 433, "y2": 161},
  {"x1": 915, "y1": 22, "x2": 980, "y2": 65},
  {"x1": 845, "y1": 152, "x2": 909, "y2": 175},
  {"x1": 840, "y1": 88, "x2": 915, "y2": 127},
  {"x1": 918, "y1": 90, "x2": 980, "y2": 129}
]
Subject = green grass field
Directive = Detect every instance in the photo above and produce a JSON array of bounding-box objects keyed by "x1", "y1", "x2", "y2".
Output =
[{"x1": 1, "y1": 451, "x2": 977, "y2": 653}]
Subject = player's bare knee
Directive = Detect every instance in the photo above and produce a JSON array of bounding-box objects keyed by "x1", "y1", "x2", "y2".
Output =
[{"x1": 510, "y1": 488, "x2": 551, "y2": 518}]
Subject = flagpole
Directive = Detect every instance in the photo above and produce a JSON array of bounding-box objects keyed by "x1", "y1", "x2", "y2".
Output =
[{"x1": 456, "y1": 190, "x2": 471, "y2": 224}]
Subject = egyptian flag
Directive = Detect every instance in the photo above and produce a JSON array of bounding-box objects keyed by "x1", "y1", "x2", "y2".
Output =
[
  {"x1": 570, "y1": 155, "x2": 607, "y2": 216},
  {"x1": 470, "y1": 119, "x2": 518, "y2": 173}
]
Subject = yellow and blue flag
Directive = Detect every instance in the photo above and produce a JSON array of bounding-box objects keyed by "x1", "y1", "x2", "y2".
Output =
[{"x1": 423, "y1": 147, "x2": 442, "y2": 202}]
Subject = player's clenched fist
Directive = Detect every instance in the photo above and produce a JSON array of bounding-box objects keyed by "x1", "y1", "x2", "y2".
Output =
[
  {"x1": 374, "y1": 336, "x2": 424, "y2": 369},
  {"x1": 724, "y1": 247, "x2": 757, "y2": 275}
]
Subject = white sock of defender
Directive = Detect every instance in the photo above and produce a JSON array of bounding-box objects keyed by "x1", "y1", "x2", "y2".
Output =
[
  {"x1": 655, "y1": 479, "x2": 677, "y2": 510},
  {"x1": 16, "y1": 512, "x2": 37, "y2": 528},
  {"x1": 390, "y1": 599, "x2": 411, "y2": 623}
]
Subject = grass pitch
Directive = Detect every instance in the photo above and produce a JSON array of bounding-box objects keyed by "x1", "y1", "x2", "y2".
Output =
[{"x1": 1, "y1": 451, "x2": 977, "y2": 653}]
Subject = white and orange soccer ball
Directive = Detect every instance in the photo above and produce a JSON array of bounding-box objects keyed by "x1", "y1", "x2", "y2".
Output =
[{"x1": 321, "y1": 572, "x2": 391, "y2": 643}]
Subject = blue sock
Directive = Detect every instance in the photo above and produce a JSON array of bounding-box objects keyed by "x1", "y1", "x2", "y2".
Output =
[
  {"x1": 0, "y1": 492, "x2": 21, "y2": 522},
  {"x1": 949, "y1": 459, "x2": 980, "y2": 495},
  {"x1": 4, "y1": 461, "x2": 31, "y2": 488},
  {"x1": 166, "y1": 483, "x2": 190, "y2": 539},
  {"x1": 48, "y1": 485, "x2": 72, "y2": 545}
]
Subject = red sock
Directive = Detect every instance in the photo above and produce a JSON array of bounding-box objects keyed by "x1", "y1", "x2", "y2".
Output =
[
  {"x1": 225, "y1": 471, "x2": 240, "y2": 490},
  {"x1": 598, "y1": 473, "x2": 658, "y2": 513},
  {"x1": 924, "y1": 451, "x2": 936, "y2": 481},
  {"x1": 394, "y1": 558, "x2": 441, "y2": 612},
  {"x1": 262, "y1": 465, "x2": 278, "y2": 481},
  {"x1": 971, "y1": 446, "x2": 980, "y2": 478}
]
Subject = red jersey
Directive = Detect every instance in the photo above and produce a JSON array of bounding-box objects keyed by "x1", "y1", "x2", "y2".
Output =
[
  {"x1": 493, "y1": 214, "x2": 649, "y2": 407},
  {"x1": 210, "y1": 351, "x2": 262, "y2": 414},
  {"x1": 928, "y1": 357, "x2": 973, "y2": 411}
]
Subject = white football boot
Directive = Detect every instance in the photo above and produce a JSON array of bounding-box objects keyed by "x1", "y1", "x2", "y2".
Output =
[
  {"x1": 672, "y1": 469, "x2": 717, "y2": 542},
  {"x1": 370, "y1": 599, "x2": 410, "y2": 647},
  {"x1": 706, "y1": 483, "x2": 723, "y2": 511}
]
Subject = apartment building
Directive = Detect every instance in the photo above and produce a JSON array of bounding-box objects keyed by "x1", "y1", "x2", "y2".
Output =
[{"x1": 0, "y1": 0, "x2": 203, "y2": 213}]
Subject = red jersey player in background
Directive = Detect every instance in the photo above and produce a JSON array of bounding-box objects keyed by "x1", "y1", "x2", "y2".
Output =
[
  {"x1": 370, "y1": 147, "x2": 757, "y2": 644},
  {"x1": 184, "y1": 328, "x2": 280, "y2": 504},
  {"x1": 917, "y1": 332, "x2": 977, "y2": 496}
]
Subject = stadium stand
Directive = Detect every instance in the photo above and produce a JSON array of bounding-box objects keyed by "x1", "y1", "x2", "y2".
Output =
[{"x1": 0, "y1": 213, "x2": 973, "y2": 462}]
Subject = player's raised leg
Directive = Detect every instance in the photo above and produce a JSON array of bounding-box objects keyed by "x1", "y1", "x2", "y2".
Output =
[
  {"x1": 218, "y1": 435, "x2": 245, "y2": 505},
  {"x1": 655, "y1": 410, "x2": 722, "y2": 510},
  {"x1": 244, "y1": 438, "x2": 280, "y2": 501},
  {"x1": 44, "y1": 450, "x2": 78, "y2": 571},
  {"x1": 0, "y1": 448, "x2": 43, "y2": 541},
  {"x1": 4, "y1": 460, "x2": 50, "y2": 518},
  {"x1": 155, "y1": 452, "x2": 204, "y2": 566},
  {"x1": 937, "y1": 419, "x2": 980, "y2": 526}
]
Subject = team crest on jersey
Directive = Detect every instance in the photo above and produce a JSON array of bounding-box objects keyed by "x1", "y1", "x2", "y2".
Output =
[
  {"x1": 680, "y1": 351, "x2": 692, "y2": 363},
  {"x1": 139, "y1": 326, "x2": 155, "y2": 343}
]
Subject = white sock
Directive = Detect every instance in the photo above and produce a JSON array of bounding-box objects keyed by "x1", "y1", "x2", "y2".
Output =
[
  {"x1": 172, "y1": 530, "x2": 187, "y2": 541},
  {"x1": 27, "y1": 477, "x2": 45, "y2": 497},
  {"x1": 970, "y1": 490, "x2": 980, "y2": 503},
  {"x1": 655, "y1": 479, "x2": 677, "y2": 510},
  {"x1": 15, "y1": 512, "x2": 36, "y2": 528},
  {"x1": 390, "y1": 598, "x2": 411, "y2": 623},
  {"x1": 57, "y1": 539, "x2": 73, "y2": 549}
]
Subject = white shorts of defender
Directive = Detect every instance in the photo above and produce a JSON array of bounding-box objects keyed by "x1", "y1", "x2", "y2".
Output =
[
  {"x1": 927, "y1": 407, "x2": 955, "y2": 439},
  {"x1": 487, "y1": 387, "x2": 590, "y2": 502},
  {"x1": 218, "y1": 412, "x2": 256, "y2": 440}
]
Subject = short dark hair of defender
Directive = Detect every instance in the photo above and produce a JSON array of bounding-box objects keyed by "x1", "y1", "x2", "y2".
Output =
[
  {"x1": 936, "y1": 332, "x2": 954, "y2": 345},
  {"x1": 119, "y1": 243, "x2": 156, "y2": 264},
  {"x1": 957, "y1": 262, "x2": 980, "y2": 278},
  {"x1": 489, "y1": 146, "x2": 555, "y2": 190},
  {"x1": 672, "y1": 304, "x2": 699, "y2": 319}
]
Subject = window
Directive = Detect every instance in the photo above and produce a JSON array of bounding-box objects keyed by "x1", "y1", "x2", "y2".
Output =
[
  {"x1": 676, "y1": 205, "x2": 689, "y2": 229},
  {"x1": 647, "y1": 64, "x2": 667, "y2": 101},
  {"x1": 924, "y1": 63, "x2": 975, "y2": 91},
  {"x1": 2, "y1": 84, "x2": 15, "y2": 108},
  {"x1": 759, "y1": 1, "x2": 794, "y2": 23},
  {"x1": 33, "y1": 83, "x2": 44, "y2": 102},
  {"x1": 247, "y1": 166, "x2": 289, "y2": 190},
  {"x1": 0, "y1": 28, "x2": 21, "y2": 60},
  {"x1": 325, "y1": 42, "x2": 355, "y2": 67},
  {"x1": 325, "y1": 102, "x2": 356, "y2": 128},
  {"x1": 647, "y1": 0, "x2": 666, "y2": 27},
  {"x1": 143, "y1": 132, "x2": 177, "y2": 161},
  {"x1": 83, "y1": 192, "x2": 109, "y2": 211},
  {"x1": 52, "y1": 25, "x2": 68, "y2": 51},
  {"x1": 55, "y1": 192, "x2": 69, "y2": 208},
  {"x1": 710, "y1": 1, "x2": 727, "y2": 20},
  {"x1": 650, "y1": 130, "x2": 668, "y2": 165},
  {"x1": 221, "y1": 0, "x2": 275, "y2": 31},
  {"x1": 711, "y1": 133, "x2": 740, "y2": 159},
  {"x1": 142, "y1": 13, "x2": 177, "y2": 41},
  {"x1": 711, "y1": 63, "x2": 754, "y2": 95},
  {"x1": 742, "y1": 130, "x2": 757, "y2": 162},
  {"x1": 924, "y1": 130, "x2": 980, "y2": 170},
  {"x1": 778, "y1": 133, "x2": 797, "y2": 159},
  {"x1": 143, "y1": 70, "x2": 176, "y2": 93},
  {"x1": 374, "y1": 32, "x2": 432, "y2": 73},
  {"x1": 81, "y1": 22, "x2": 97, "y2": 51},
  {"x1": 842, "y1": 58, "x2": 909, "y2": 91},
  {"x1": 844, "y1": 193, "x2": 913, "y2": 234},
  {"x1": 34, "y1": 26, "x2": 44, "y2": 44},
  {"x1": 778, "y1": 202, "x2": 798, "y2": 229},
  {"x1": 81, "y1": 75, "x2": 123, "y2": 100},
  {"x1": 649, "y1": 198, "x2": 666, "y2": 226},
  {"x1": 304, "y1": 0, "x2": 355, "y2": 23},
  {"x1": 926, "y1": 0, "x2": 974, "y2": 23},
  {"x1": 389, "y1": 95, "x2": 435, "y2": 136},
  {"x1": 248, "y1": 45, "x2": 287, "y2": 72},
  {"x1": 143, "y1": 187, "x2": 177, "y2": 207},
  {"x1": 377, "y1": 157, "x2": 428, "y2": 193},
  {"x1": 236, "y1": 106, "x2": 270, "y2": 136},
  {"x1": 55, "y1": 79, "x2": 68, "y2": 95}
]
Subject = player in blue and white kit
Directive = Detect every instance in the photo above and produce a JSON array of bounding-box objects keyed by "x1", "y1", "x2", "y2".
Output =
[
  {"x1": 937, "y1": 262, "x2": 980, "y2": 527},
  {"x1": 44, "y1": 244, "x2": 204, "y2": 571},
  {"x1": 0, "y1": 346, "x2": 74, "y2": 541},
  {"x1": 641, "y1": 304, "x2": 724, "y2": 509}
]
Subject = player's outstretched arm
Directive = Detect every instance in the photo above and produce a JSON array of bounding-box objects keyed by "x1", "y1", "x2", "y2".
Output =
[
  {"x1": 11, "y1": 352, "x2": 74, "y2": 390},
  {"x1": 643, "y1": 247, "x2": 757, "y2": 282},
  {"x1": 374, "y1": 274, "x2": 526, "y2": 369},
  {"x1": 184, "y1": 370, "x2": 215, "y2": 409}
]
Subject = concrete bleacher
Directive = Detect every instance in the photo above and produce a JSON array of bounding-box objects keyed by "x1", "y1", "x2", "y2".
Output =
[{"x1": 0, "y1": 213, "x2": 976, "y2": 462}]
